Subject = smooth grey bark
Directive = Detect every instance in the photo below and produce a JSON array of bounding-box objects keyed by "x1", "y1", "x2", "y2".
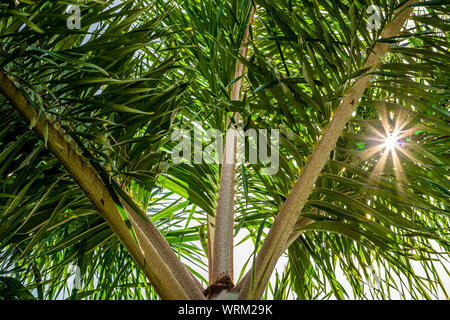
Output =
[{"x1": 211, "y1": 5, "x2": 256, "y2": 285}]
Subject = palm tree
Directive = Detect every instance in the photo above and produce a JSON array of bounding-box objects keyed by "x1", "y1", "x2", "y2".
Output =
[{"x1": 0, "y1": 0, "x2": 448, "y2": 300}]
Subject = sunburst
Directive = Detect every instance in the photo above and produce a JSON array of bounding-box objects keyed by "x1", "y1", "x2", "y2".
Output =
[{"x1": 357, "y1": 106, "x2": 419, "y2": 195}]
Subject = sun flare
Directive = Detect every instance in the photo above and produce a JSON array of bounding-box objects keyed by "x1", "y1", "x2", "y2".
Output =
[
  {"x1": 383, "y1": 132, "x2": 399, "y2": 151},
  {"x1": 356, "y1": 107, "x2": 420, "y2": 196}
]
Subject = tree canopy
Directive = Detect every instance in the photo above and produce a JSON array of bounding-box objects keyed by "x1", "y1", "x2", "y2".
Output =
[{"x1": 0, "y1": 0, "x2": 448, "y2": 300}]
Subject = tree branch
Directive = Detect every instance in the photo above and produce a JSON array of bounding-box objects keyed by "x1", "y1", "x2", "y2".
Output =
[
  {"x1": 237, "y1": 0, "x2": 419, "y2": 300},
  {"x1": 0, "y1": 70, "x2": 205, "y2": 300}
]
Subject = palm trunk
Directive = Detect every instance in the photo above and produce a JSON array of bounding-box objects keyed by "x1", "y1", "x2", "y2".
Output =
[
  {"x1": 237, "y1": 0, "x2": 419, "y2": 300},
  {"x1": 210, "y1": 5, "x2": 256, "y2": 287}
]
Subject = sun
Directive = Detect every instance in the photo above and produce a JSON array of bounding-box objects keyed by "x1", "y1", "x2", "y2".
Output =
[
  {"x1": 356, "y1": 106, "x2": 419, "y2": 195},
  {"x1": 383, "y1": 130, "x2": 400, "y2": 151}
]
